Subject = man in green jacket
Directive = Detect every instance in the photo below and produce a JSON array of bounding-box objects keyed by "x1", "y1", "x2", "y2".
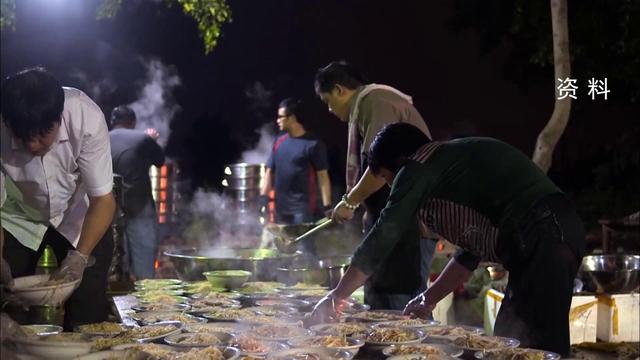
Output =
[{"x1": 312, "y1": 123, "x2": 585, "y2": 357}]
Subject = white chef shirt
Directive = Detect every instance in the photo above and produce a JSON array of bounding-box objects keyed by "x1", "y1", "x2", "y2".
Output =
[{"x1": 0, "y1": 87, "x2": 113, "y2": 250}]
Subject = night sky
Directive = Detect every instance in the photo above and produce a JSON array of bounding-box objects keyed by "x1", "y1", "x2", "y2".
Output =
[{"x1": 1, "y1": 0, "x2": 638, "y2": 225}]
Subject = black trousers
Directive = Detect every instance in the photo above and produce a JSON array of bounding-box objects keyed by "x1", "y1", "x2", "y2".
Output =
[
  {"x1": 3, "y1": 227, "x2": 114, "y2": 330},
  {"x1": 494, "y1": 193, "x2": 585, "y2": 357}
]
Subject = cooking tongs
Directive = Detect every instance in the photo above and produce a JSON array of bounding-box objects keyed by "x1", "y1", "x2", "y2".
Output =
[{"x1": 271, "y1": 218, "x2": 334, "y2": 254}]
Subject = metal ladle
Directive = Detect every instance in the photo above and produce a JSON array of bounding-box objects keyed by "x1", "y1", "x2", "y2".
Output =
[{"x1": 270, "y1": 218, "x2": 334, "y2": 254}]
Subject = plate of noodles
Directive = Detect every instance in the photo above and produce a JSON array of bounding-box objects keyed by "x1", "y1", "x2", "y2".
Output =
[
  {"x1": 429, "y1": 334, "x2": 519, "y2": 352},
  {"x1": 365, "y1": 328, "x2": 426, "y2": 347},
  {"x1": 266, "y1": 347, "x2": 354, "y2": 360},
  {"x1": 376, "y1": 318, "x2": 440, "y2": 329},
  {"x1": 309, "y1": 323, "x2": 373, "y2": 340},
  {"x1": 74, "y1": 322, "x2": 129, "y2": 336},
  {"x1": 232, "y1": 334, "x2": 290, "y2": 357},
  {"x1": 474, "y1": 347, "x2": 560, "y2": 360},
  {"x1": 382, "y1": 343, "x2": 464, "y2": 358},
  {"x1": 288, "y1": 335, "x2": 365, "y2": 355},
  {"x1": 348, "y1": 310, "x2": 408, "y2": 322},
  {"x1": 185, "y1": 322, "x2": 251, "y2": 335},
  {"x1": 422, "y1": 325, "x2": 484, "y2": 339},
  {"x1": 250, "y1": 324, "x2": 313, "y2": 341},
  {"x1": 164, "y1": 331, "x2": 235, "y2": 347}
]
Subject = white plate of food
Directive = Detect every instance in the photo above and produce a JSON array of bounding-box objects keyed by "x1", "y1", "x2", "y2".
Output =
[
  {"x1": 10, "y1": 274, "x2": 81, "y2": 306},
  {"x1": 237, "y1": 314, "x2": 304, "y2": 327},
  {"x1": 186, "y1": 322, "x2": 252, "y2": 335},
  {"x1": 131, "y1": 321, "x2": 183, "y2": 343},
  {"x1": 266, "y1": 347, "x2": 354, "y2": 360},
  {"x1": 20, "y1": 324, "x2": 63, "y2": 336},
  {"x1": 74, "y1": 322, "x2": 130, "y2": 336},
  {"x1": 188, "y1": 288, "x2": 242, "y2": 299},
  {"x1": 164, "y1": 331, "x2": 235, "y2": 347},
  {"x1": 288, "y1": 335, "x2": 365, "y2": 355},
  {"x1": 111, "y1": 343, "x2": 175, "y2": 356},
  {"x1": 382, "y1": 343, "x2": 464, "y2": 358},
  {"x1": 134, "y1": 279, "x2": 182, "y2": 289},
  {"x1": 137, "y1": 295, "x2": 189, "y2": 306},
  {"x1": 309, "y1": 323, "x2": 373, "y2": 340},
  {"x1": 132, "y1": 289, "x2": 186, "y2": 299},
  {"x1": 430, "y1": 335, "x2": 519, "y2": 353},
  {"x1": 250, "y1": 324, "x2": 313, "y2": 342},
  {"x1": 12, "y1": 332, "x2": 93, "y2": 359},
  {"x1": 112, "y1": 343, "x2": 240, "y2": 359},
  {"x1": 348, "y1": 310, "x2": 408, "y2": 322},
  {"x1": 201, "y1": 308, "x2": 255, "y2": 322},
  {"x1": 131, "y1": 302, "x2": 191, "y2": 313},
  {"x1": 475, "y1": 347, "x2": 561, "y2": 360},
  {"x1": 188, "y1": 297, "x2": 242, "y2": 310},
  {"x1": 365, "y1": 328, "x2": 426, "y2": 347},
  {"x1": 422, "y1": 325, "x2": 485, "y2": 339},
  {"x1": 131, "y1": 311, "x2": 207, "y2": 325},
  {"x1": 386, "y1": 355, "x2": 458, "y2": 360},
  {"x1": 135, "y1": 284, "x2": 183, "y2": 293},
  {"x1": 232, "y1": 334, "x2": 290, "y2": 357},
  {"x1": 376, "y1": 318, "x2": 440, "y2": 329}
]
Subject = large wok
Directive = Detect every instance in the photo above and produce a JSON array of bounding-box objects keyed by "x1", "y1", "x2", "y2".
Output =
[{"x1": 164, "y1": 248, "x2": 299, "y2": 282}]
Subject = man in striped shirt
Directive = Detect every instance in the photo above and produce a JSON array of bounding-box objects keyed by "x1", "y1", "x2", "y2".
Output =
[{"x1": 311, "y1": 123, "x2": 585, "y2": 356}]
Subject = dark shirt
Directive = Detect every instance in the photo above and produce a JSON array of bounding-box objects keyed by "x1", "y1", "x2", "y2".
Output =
[
  {"x1": 352, "y1": 137, "x2": 561, "y2": 275},
  {"x1": 109, "y1": 128, "x2": 165, "y2": 216},
  {"x1": 267, "y1": 133, "x2": 328, "y2": 216}
]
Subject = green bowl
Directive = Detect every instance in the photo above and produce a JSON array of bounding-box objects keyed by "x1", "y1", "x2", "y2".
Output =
[{"x1": 203, "y1": 270, "x2": 252, "y2": 289}]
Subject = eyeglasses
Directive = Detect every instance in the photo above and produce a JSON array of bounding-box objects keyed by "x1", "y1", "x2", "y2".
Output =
[{"x1": 277, "y1": 114, "x2": 290, "y2": 119}]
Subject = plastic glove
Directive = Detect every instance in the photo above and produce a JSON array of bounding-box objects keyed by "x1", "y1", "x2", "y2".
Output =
[
  {"x1": 403, "y1": 291, "x2": 435, "y2": 319},
  {"x1": 308, "y1": 290, "x2": 346, "y2": 325},
  {"x1": 50, "y1": 250, "x2": 89, "y2": 283},
  {"x1": 1, "y1": 258, "x2": 13, "y2": 288}
]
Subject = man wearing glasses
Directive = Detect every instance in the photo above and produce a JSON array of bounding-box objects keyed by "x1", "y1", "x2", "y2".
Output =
[{"x1": 260, "y1": 98, "x2": 332, "y2": 225}]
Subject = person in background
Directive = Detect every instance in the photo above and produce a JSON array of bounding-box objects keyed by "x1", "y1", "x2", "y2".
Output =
[
  {"x1": 311, "y1": 123, "x2": 585, "y2": 357},
  {"x1": 260, "y1": 98, "x2": 332, "y2": 224},
  {"x1": 314, "y1": 60, "x2": 435, "y2": 310},
  {"x1": 0, "y1": 67, "x2": 115, "y2": 329},
  {"x1": 109, "y1": 106, "x2": 165, "y2": 280}
]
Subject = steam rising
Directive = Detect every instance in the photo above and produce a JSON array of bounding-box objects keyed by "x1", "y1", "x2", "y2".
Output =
[
  {"x1": 240, "y1": 124, "x2": 276, "y2": 164},
  {"x1": 128, "y1": 59, "x2": 181, "y2": 146},
  {"x1": 182, "y1": 189, "x2": 270, "y2": 249}
]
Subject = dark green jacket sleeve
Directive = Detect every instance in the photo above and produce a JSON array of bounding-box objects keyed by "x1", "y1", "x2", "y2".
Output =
[{"x1": 351, "y1": 161, "x2": 433, "y2": 275}]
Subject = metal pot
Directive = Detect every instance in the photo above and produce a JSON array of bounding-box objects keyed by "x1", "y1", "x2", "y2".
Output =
[
  {"x1": 222, "y1": 176, "x2": 262, "y2": 190},
  {"x1": 580, "y1": 254, "x2": 640, "y2": 294},
  {"x1": 276, "y1": 255, "x2": 351, "y2": 288},
  {"x1": 164, "y1": 248, "x2": 299, "y2": 282},
  {"x1": 223, "y1": 189, "x2": 261, "y2": 202},
  {"x1": 224, "y1": 164, "x2": 265, "y2": 178}
]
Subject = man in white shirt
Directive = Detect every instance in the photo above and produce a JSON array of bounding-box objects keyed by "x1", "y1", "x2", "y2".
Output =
[{"x1": 0, "y1": 67, "x2": 116, "y2": 329}]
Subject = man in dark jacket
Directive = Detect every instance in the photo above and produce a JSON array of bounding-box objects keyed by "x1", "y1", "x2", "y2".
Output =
[{"x1": 109, "y1": 106, "x2": 164, "y2": 279}]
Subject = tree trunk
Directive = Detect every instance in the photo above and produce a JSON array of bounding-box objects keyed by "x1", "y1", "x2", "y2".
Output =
[{"x1": 532, "y1": 0, "x2": 572, "y2": 173}]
